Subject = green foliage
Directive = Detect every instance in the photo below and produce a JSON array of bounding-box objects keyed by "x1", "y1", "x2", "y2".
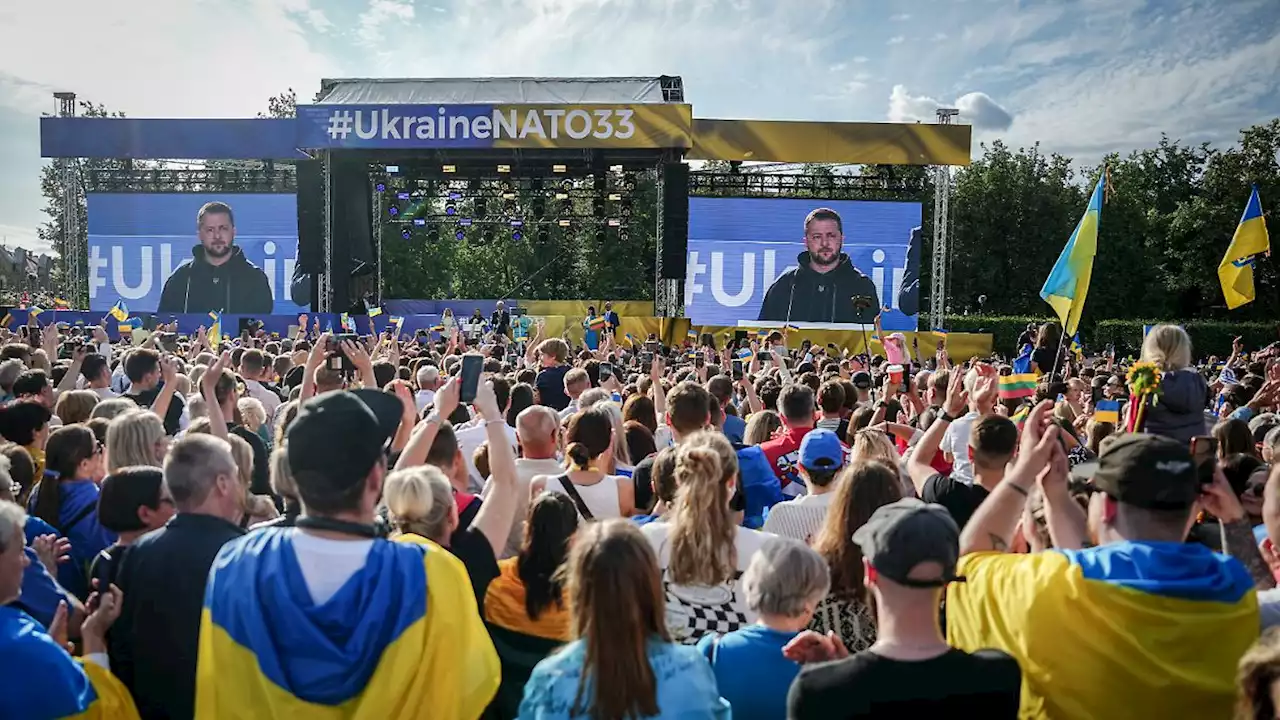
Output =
[{"x1": 943, "y1": 315, "x2": 1051, "y2": 353}]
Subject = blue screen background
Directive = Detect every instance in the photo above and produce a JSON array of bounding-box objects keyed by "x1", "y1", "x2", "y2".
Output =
[
  {"x1": 87, "y1": 193, "x2": 304, "y2": 314},
  {"x1": 685, "y1": 197, "x2": 922, "y2": 330}
]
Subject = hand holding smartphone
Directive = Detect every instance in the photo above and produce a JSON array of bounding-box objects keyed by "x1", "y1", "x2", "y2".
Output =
[{"x1": 459, "y1": 353, "x2": 483, "y2": 403}]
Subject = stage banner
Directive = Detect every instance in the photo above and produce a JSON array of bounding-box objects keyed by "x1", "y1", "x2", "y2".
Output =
[
  {"x1": 87, "y1": 193, "x2": 305, "y2": 315},
  {"x1": 685, "y1": 197, "x2": 922, "y2": 332},
  {"x1": 688, "y1": 119, "x2": 972, "y2": 166},
  {"x1": 296, "y1": 104, "x2": 693, "y2": 150}
]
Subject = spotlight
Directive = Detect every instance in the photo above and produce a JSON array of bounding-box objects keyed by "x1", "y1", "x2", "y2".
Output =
[
  {"x1": 396, "y1": 192, "x2": 410, "y2": 200},
  {"x1": 448, "y1": 192, "x2": 462, "y2": 200},
  {"x1": 497, "y1": 164, "x2": 511, "y2": 173},
  {"x1": 552, "y1": 164, "x2": 567, "y2": 173},
  {"x1": 502, "y1": 191, "x2": 516, "y2": 200},
  {"x1": 455, "y1": 230, "x2": 465, "y2": 241},
  {"x1": 624, "y1": 175, "x2": 637, "y2": 191},
  {"x1": 459, "y1": 218, "x2": 473, "y2": 227},
  {"x1": 510, "y1": 219, "x2": 524, "y2": 228},
  {"x1": 503, "y1": 200, "x2": 517, "y2": 215},
  {"x1": 445, "y1": 204, "x2": 457, "y2": 216},
  {"x1": 558, "y1": 219, "x2": 571, "y2": 227},
  {"x1": 554, "y1": 192, "x2": 569, "y2": 200},
  {"x1": 375, "y1": 182, "x2": 386, "y2": 193},
  {"x1": 619, "y1": 228, "x2": 630, "y2": 242},
  {"x1": 607, "y1": 218, "x2": 621, "y2": 227},
  {"x1": 512, "y1": 230, "x2": 523, "y2": 241},
  {"x1": 621, "y1": 204, "x2": 632, "y2": 218},
  {"x1": 413, "y1": 218, "x2": 426, "y2": 226},
  {"x1": 388, "y1": 206, "x2": 399, "y2": 217},
  {"x1": 607, "y1": 193, "x2": 622, "y2": 201},
  {"x1": 609, "y1": 164, "x2": 624, "y2": 173},
  {"x1": 560, "y1": 179, "x2": 573, "y2": 192},
  {"x1": 385, "y1": 165, "x2": 400, "y2": 174},
  {"x1": 401, "y1": 228, "x2": 411, "y2": 240},
  {"x1": 443, "y1": 164, "x2": 457, "y2": 173}
]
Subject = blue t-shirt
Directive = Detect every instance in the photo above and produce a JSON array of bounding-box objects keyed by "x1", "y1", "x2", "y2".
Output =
[
  {"x1": 696, "y1": 625, "x2": 801, "y2": 720},
  {"x1": 520, "y1": 637, "x2": 729, "y2": 718},
  {"x1": 723, "y1": 414, "x2": 747, "y2": 444}
]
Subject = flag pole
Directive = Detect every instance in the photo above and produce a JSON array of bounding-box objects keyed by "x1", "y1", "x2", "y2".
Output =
[{"x1": 1049, "y1": 328, "x2": 1069, "y2": 382}]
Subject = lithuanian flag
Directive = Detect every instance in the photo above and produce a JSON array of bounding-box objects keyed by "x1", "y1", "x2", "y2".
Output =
[
  {"x1": 587, "y1": 316, "x2": 607, "y2": 331},
  {"x1": 998, "y1": 373, "x2": 1037, "y2": 400}
]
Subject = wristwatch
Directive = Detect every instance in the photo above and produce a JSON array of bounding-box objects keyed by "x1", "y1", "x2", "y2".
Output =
[{"x1": 939, "y1": 410, "x2": 957, "y2": 423}]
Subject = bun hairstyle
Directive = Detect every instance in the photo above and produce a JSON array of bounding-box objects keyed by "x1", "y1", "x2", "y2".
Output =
[
  {"x1": 383, "y1": 465, "x2": 453, "y2": 541},
  {"x1": 667, "y1": 431, "x2": 739, "y2": 586},
  {"x1": 565, "y1": 406, "x2": 613, "y2": 471}
]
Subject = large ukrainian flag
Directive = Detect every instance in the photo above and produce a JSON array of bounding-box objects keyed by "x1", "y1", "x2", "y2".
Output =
[
  {"x1": 0, "y1": 606, "x2": 140, "y2": 719},
  {"x1": 1219, "y1": 185, "x2": 1270, "y2": 309},
  {"x1": 1040, "y1": 174, "x2": 1104, "y2": 336},
  {"x1": 947, "y1": 543, "x2": 1258, "y2": 719},
  {"x1": 196, "y1": 529, "x2": 499, "y2": 719}
]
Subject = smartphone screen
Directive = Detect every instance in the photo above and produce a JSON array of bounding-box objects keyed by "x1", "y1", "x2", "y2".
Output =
[
  {"x1": 758, "y1": 350, "x2": 773, "y2": 364},
  {"x1": 645, "y1": 340, "x2": 660, "y2": 353},
  {"x1": 1190, "y1": 436, "x2": 1218, "y2": 485},
  {"x1": 695, "y1": 355, "x2": 705, "y2": 369},
  {"x1": 459, "y1": 353, "x2": 483, "y2": 403},
  {"x1": 732, "y1": 359, "x2": 743, "y2": 380},
  {"x1": 600, "y1": 362, "x2": 613, "y2": 382}
]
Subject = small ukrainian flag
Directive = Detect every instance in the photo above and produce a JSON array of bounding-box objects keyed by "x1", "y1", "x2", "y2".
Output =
[{"x1": 367, "y1": 306, "x2": 384, "y2": 318}]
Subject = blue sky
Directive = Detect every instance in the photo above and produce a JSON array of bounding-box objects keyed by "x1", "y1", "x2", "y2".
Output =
[{"x1": 0, "y1": 0, "x2": 1277, "y2": 252}]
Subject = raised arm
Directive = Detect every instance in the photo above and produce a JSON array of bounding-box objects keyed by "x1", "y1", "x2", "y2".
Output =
[
  {"x1": 149, "y1": 355, "x2": 180, "y2": 428},
  {"x1": 907, "y1": 370, "x2": 967, "y2": 493},
  {"x1": 468, "y1": 381, "x2": 520, "y2": 557},
  {"x1": 201, "y1": 350, "x2": 232, "y2": 440},
  {"x1": 396, "y1": 378, "x2": 458, "y2": 470},
  {"x1": 299, "y1": 333, "x2": 329, "y2": 402}
]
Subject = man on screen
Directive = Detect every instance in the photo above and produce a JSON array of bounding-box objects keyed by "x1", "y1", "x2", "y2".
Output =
[
  {"x1": 158, "y1": 201, "x2": 274, "y2": 314},
  {"x1": 758, "y1": 208, "x2": 880, "y2": 324}
]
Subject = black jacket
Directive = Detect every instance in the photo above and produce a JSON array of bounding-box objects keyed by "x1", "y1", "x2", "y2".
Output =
[
  {"x1": 898, "y1": 226, "x2": 923, "y2": 316},
  {"x1": 157, "y1": 245, "x2": 273, "y2": 314},
  {"x1": 758, "y1": 251, "x2": 880, "y2": 323},
  {"x1": 111, "y1": 513, "x2": 245, "y2": 720}
]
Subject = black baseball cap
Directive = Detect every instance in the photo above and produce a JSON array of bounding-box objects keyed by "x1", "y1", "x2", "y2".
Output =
[
  {"x1": 1073, "y1": 433, "x2": 1199, "y2": 511},
  {"x1": 852, "y1": 371, "x2": 873, "y2": 390},
  {"x1": 853, "y1": 498, "x2": 961, "y2": 588},
  {"x1": 287, "y1": 389, "x2": 404, "y2": 493}
]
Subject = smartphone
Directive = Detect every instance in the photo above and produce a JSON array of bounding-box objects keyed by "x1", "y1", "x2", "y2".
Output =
[
  {"x1": 645, "y1": 340, "x2": 660, "y2": 353},
  {"x1": 695, "y1": 355, "x2": 705, "y2": 369},
  {"x1": 758, "y1": 350, "x2": 774, "y2": 364},
  {"x1": 600, "y1": 362, "x2": 614, "y2": 382},
  {"x1": 1190, "y1": 436, "x2": 1218, "y2": 485},
  {"x1": 459, "y1": 353, "x2": 483, "y2": 403},
  {"x1": 327, "y1": 333, "x2": 359, "y2": 372},
  {"x1": 732, "y1": 359, "x2": 744, "y2": 380}
]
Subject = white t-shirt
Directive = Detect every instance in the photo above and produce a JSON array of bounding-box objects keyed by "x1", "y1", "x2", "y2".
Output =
[
  {"x1": 455, "y1": 420, "x2": 519, "y2": 492},
  {"x1": 482, "y1": 456, "x2": 564, "y2": 559},
  {"x1": 290, "y1": 530, "x2": 374, "y2": 605},
  {"x1": 761, "y1": 492, "x2": 835, "y2": 544},
  {"x1": 940, "y1": 411, "x2": 979, "y2": 485},
  {"x1": 640, "y1": 521, "x2": 774, "y2": 644}
]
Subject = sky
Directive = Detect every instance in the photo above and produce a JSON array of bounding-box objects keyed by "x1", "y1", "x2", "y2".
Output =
[{"x1": 0, "y1": 0, "x2": 1277, "y2": 253}]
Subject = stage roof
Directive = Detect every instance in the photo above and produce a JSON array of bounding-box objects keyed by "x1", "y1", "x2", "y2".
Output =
[{"x1": 315, "y1": 76, "x2": 683, "y2": 106}]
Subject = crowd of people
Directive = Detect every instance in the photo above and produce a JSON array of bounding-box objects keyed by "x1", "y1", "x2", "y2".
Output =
[{"x1": 3, "y1": 313, "x2": 1280, "y2": 718}]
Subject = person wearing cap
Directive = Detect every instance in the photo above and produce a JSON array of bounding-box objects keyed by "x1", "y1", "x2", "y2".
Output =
[
  {"x1": 785, "y1": 498, "x2": 1022, "y2": 718},
  {"x1": 948, "y1": 401, "x2": 1260, "y2": 720},
  {"x1": 849, "y1": 371, "x2": 873, "y2": 408},
  {"x1": 762, "y1": 429, "x2": 844, "y2": 543},
  {"x1": 195, "y1": 387, "x2": 500, "y2": 717}
]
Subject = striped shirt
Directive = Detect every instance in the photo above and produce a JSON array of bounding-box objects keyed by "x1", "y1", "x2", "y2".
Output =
[{"x1": 761, "y1": 493, "x2": 835, "y2": 544}]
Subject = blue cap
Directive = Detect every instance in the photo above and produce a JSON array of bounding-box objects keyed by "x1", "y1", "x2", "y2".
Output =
[{"x1": 799, "y1": 429, "x2": 844, "y2": 470}]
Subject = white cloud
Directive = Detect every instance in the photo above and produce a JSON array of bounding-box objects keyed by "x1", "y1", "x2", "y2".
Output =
[
  {"x1": 853, "y1": 56, "x2": 869, "y2": 63},
  {"x1": 0, "y1": 224, "x2": 47, "y2": 254},
  {"x1": 887, "y1": 35, "x2": 905, "y2": 45},
  {"x1": 890, "y1": 13, "x2": 911, "y2": 21},
  {"x1": 933, "y1": 32, "x2": 948, "y2": 40},
  {"x1": 358, "y1": 0, "x2": 416, "y2": 47},
  {"x1": 888, "y1": 84, "x2": 1013, "y2": 131}
]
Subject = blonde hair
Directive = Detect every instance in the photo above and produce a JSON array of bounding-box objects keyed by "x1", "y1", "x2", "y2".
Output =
[
  {"x1": 105, "y1": 410, "x2": 166, "y2": 472},
  {"x1": 384, "y1": 465, "x2": 454, "y2": 542},
  {"x1": 1237, "y1": 627, "x2": 1280, "y2": 719},
  {"x1": 237, "y1": 397, "x2": 267, "y2": 432},
  {"x1": 226, "y1": 433, "x2": 254, "y2": 491},
  {"x1": 667, "y1": 431, "x2": 739, "y2": 586},
  {"x1": 53, "y1": 390, "x2": 99, "y2": 425},
  {"x1": 851, "y1": 429, "x2": 897, "y2": 466},
  {"x1": 1141, "y1": 324, "x2": 1192, "y2": 371},
  {"x1": 269, "y1": 445, "x2": 298, "y2": 500},
  {"x1": 599, "y1": 401, "x2": 631, "y2": 469}
]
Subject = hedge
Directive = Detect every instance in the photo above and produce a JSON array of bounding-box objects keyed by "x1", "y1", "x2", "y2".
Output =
[{"x1": 943, "y1": 315, "x2": 1279, "y2": 358}]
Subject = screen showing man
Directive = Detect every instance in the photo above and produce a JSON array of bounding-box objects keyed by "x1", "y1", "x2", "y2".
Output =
[
  {"x1": 158, "y1": 201, "x2": 272, "y2": 313},
  {"x1": 87, "y1": 193, "x2": 304, "y2": 315},
  {"x1": 758, "y1": 208, "x2": 878, "y2": 324},
  {"x1": 684, "y1": 197, "x2": 921, "y2": 330}
]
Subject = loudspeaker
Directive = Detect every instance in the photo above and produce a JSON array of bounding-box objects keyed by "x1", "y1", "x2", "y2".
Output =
[
  {"x1": 296, "y1": 160, "x2": 324, "y2": 273},
  {"x1": 660, "y1": 162, "x2": 689, "y2": 279},
  {"x1": 327, "y1": 158, "x2": 374, "y2": 312}
]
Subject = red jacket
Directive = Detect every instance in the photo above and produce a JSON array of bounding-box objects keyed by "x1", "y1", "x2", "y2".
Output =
[{"x1": 759, "y1": 426, "x2": 814, "y2": 490}]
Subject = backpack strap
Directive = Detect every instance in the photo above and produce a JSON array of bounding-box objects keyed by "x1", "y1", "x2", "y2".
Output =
[{"x1": 555, "y1": 475, "x2": 595, "y2": 521}]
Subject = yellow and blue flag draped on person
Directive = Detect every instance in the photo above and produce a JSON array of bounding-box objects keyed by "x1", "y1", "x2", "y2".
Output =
[
  {"x1": 1041, "y1": 173, "x2": 1104, "y2": 335},
  {"x1": 947, "y1": 544, "x2": 1257, "y2": 719},
  {"x1": 1218, "y1": 185, "x2": 1270, "y2": 309},
  {"x1": 196, "y1": 528, "x2": 499, "y2": 719},
  {"x1": 0, "y1": 606, "x2": 141, "y2": 719},
  {"x1": 207, "y1": 312, "x2": 222, "y2": 350},
  {"x1": 108, "y1": 300, "x2": 129, "y2": 322}
]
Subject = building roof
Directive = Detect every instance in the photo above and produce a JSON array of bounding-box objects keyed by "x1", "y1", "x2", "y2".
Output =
[{"x1": 315, "y1": 76, "x2": 684, "y2": 105}]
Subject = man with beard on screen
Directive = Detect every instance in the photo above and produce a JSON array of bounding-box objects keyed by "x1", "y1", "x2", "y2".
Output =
[
  {"x1": 758, "y1": 207, "x2": 880, "y2": 324},
  {"x1": 158, "y1": 201, "x2": 274, "y2": 314}
]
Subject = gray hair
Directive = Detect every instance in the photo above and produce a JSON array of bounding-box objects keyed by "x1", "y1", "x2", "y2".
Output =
[
  {"x1": 416, "y1": 365, "x2": 439, "y2": 388},
  {"x1": 0, "y1": 359, "x2": 24, "y2": 392},
  {"x1": 0, "y1": 500, "x2": 26, "y2": 553},
  {"x1": 516, "y1": 405, "x2": 560, "y2": 446},
  {"x1": 163, "y1": 434, "x2": 236, "y2": 510},
  {"x1": 579, "y1": 388, "x2": 610, "y2": 410},
  {"x1": 91, "y1": 398, "x2": 139, "y2": 422},
  {"x1": 741, "y1": 537, "x2": 831, "y2": 617}
]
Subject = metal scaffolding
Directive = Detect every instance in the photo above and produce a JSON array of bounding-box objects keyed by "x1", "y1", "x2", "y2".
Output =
[
  {"x1": 929, "y1": 108, "x2": 959, "y2": 330},
  {"x1": 54, "y1": 92, "x2": 82, "y2": 306}
]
